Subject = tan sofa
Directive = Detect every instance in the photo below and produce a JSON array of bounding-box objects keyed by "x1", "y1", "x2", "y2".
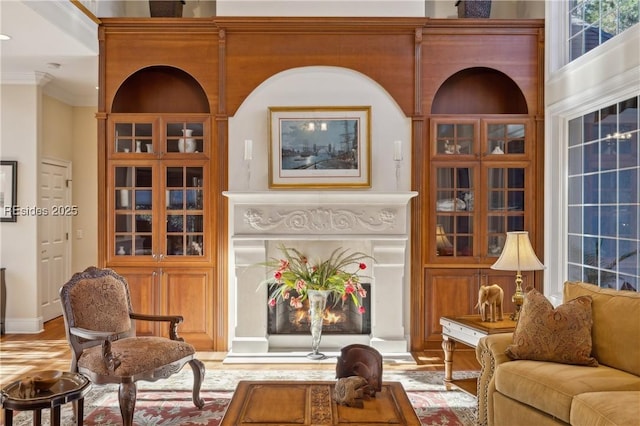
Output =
[{"x1": 476, "y1": 281, "x2": 640, "y2": 426}]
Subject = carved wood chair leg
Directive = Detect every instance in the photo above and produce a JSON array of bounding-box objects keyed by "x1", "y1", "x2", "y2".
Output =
[
  {"x1": 118, "y1": 382, "x2": 137, "y2": 426},
  {"x1": 189, "y1": 358, "x2": 206, "y2": 409}
]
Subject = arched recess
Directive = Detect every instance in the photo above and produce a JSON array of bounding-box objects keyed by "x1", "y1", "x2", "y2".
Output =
[
  {"x1": 112, "y1": 65, "x2": 210, "y2": 113},
  {"x1": 431, "y1": 67, "x2": 528, "y2": 114},
  {"x1": 227, "y1": 65, "x2": 412, "y2": 193}
]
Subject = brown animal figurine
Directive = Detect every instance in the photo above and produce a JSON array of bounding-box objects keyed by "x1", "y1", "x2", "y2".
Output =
[
  {"x1": 475, "y1": 284, "x2": 504, "y2": 322},
  {"x1": 335, "y1": 344, "x2": 382, "y2": 397},
  {"x1": 17, "y1": 377, "x2": 37, "y2": 398},
  {"x1": 333, "y1": 376, "x2": 370, "y2": 408}
]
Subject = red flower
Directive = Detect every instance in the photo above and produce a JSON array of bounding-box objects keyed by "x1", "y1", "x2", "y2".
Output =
[
  {"x1": 268, "y1": 298, "x2": 276, "y2": 307},
  {"x1": 345, "y1": 284, "x2": 355, "y2": 294},
  {"x1": 358, "y1": 306, "x2": 366, "y2": 314},
  {"x1": 359, "y1": 263, "x2": 366, "y2": 270},
  {"x1": 274, "y1": 271, "x2": 282, "y2": 280}
]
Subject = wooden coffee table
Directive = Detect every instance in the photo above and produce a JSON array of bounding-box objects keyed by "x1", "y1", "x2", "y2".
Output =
[{"x1": 221, "y1": 380, "x2": 421, "y2": 425}]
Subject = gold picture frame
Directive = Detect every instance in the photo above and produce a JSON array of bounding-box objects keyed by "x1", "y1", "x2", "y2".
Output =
[{"x1": 269, "y1": 106, "x2": 371, "y2": 188}]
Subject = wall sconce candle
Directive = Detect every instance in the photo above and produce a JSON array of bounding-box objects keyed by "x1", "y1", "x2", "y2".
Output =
[
  {"x1": 393, "y1": 140, "x2": 403, "y2": 161},
  {"x1": 244, "y1": 139, "x2": 253, "y2": 161}
]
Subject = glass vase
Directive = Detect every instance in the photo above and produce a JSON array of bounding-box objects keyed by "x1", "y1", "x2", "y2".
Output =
[{"x1": 307, "y1": 289, "x2": 331, "y2": 360}]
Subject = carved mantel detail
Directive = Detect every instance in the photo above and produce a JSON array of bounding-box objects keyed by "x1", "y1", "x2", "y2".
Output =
[
  {"x1": 244, "y1": 207, "x2": 397, "y2": 233},
  {"x1": 224, "y1": 191, "x2": 418, "y2": 237}
]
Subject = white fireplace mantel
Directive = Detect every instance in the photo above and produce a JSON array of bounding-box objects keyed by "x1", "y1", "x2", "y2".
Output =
[
  {"x1": 223, "y1": 191, "x2": 417, "y2": 238},
  {"x1": 223, "y1": 191, "x2": 418, "y2": 358}
]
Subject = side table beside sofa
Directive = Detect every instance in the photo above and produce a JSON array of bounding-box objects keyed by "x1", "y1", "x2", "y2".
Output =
[{"x1": 476, "y1": 281, "x2": 640, "y2": 426}]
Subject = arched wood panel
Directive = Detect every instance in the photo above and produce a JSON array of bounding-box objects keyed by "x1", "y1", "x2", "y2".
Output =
[
  {"x1": 99, "y1": 19, "x2": 219, "y2": 114},
  {"x1": 421, "y1": 20, "x2": 543, "y2": 117}
]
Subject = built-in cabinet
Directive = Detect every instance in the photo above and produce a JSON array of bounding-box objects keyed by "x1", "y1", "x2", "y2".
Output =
[
  {"x1": 104, "y1": 115, "x2": 215, "y2": 348},
  {"x1": 98, "y1": 18, "x2": 544, "y2": 351}
]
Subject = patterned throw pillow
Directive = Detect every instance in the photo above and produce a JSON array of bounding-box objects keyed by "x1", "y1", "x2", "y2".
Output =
[{"x1": 505, "y1": 289, "x2": 598, "y2": 366}]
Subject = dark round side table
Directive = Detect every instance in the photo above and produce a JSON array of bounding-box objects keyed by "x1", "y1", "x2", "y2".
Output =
[{"x1": 1, "y1": 372, "x2": 91, "y2": 426}]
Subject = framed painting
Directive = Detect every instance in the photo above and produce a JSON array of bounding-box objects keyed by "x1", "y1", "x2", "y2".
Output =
[
  {"x1": 269, "y1": 106, "x2": 371, "y2": 188},
  {"x1": 0, "y1": 161, "x2": 17, "y2": 222}
]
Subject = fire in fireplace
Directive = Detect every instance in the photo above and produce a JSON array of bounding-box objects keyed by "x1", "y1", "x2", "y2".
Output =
[{"x1": 268, "y1": 284, "x2": 371, "y2": 335}]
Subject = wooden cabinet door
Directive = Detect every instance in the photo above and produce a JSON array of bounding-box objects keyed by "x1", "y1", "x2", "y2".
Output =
[
  {"x1": 161, "y1": 267, "x2": 215, "y2": 350},
  {"x1": 424, "y1": 268, "x2": 479, "y2": 347},
  {"x1": 111, "y1": 267, "x2": 160, "y2": 336}
]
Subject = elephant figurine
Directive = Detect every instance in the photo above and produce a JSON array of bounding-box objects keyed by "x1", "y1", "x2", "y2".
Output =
[{"x1": 475, "y1": 284, "x2": 504, "y2": 322}]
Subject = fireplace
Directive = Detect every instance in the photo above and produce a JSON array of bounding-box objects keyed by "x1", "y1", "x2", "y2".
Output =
[
  {"x1": 268, "y1": 284, "x2": 372, "y2": 335},
  {"x1": 223, "y1": 191, "x2": 417, "y2": 356}
]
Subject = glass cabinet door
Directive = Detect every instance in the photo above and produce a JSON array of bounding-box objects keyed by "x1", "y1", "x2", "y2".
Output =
[
  {"x1": 114, "y1": 121, "x2": 154, "y2": 154},
  {"x1": 165, "y1": 121, "x2": 205, "y2": 154},
  {"x1": 434, "y1": 122, "x2": 477, "y2": 156},
  {"x1": 165, "y1": 166, "x2": 205, "y2": 257},
  {"x1": 435, "y1": 166, "x2": 476, "y2": 257},
  {"x1": 114, "y1": 166, "x2": 154, "y2": 256},
  {"x1": 485, "y1": 122, "x2": 527, "y2": 156},
  {"x1": 486, "y1": 167, "x2": 526, "y2": 256}
]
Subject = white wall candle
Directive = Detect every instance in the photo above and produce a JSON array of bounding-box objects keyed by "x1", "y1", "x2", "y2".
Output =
[
  {"x1": 393, "y1": 140, "x2": 403, "y2": 161},
  {"x1": 244, "y1": 139, "x2": 253, "y2": 161}
]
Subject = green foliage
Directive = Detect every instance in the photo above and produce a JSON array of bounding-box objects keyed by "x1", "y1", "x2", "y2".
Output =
[{"x1": 259, "y1": 244, "x2": 373, "y2": 311}]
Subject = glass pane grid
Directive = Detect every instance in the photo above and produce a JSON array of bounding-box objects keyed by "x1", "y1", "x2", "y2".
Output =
[
  {"x1": 166, "y1": 121, "x2": 205, "y2": 153},
  {"x1": 114, "y1": 122, "x2": 153, "y2": 153},
  {"x1": 567, "y1": 0, "x2": 638, "y2": 62},
  {"x1": 567, "y1": 95, "x2": 640, "y2": 292},
  {"x1": 165, "y1": 166, "x2": 204, "y2": 257},
  {"x1": 114, "y1": 166, "x2": 153, "y2": 256},
  {"x1": 435, "y1": 166, "x2": 474, "y2": 257}
]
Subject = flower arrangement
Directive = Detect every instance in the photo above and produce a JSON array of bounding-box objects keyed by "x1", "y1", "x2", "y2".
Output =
[{"x1": 261, "y1": 245, "x2": 372, "y2": 313}]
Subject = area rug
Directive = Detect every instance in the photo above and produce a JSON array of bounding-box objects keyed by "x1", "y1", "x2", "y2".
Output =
[{"x1": 11, "y1": 369, "x2": 477, "y2": 425}]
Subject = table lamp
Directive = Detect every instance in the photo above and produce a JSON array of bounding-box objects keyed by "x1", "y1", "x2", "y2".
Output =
[{"x1": 490, "y1": 231, "x2": 544, "y2": 321}]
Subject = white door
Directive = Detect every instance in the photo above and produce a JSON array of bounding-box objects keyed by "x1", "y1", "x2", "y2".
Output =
[{"x1": 39, "y1": 159, "x2": 71, "y2": 322}]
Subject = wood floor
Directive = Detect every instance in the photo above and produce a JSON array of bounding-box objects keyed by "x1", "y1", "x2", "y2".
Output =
[{"x1": 0, "y1": 316, "x2": 480, "y2": 388}]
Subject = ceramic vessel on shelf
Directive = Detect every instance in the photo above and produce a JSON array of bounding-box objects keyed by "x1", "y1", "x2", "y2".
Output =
[
  {"x1": 135, "y1": 140, "x2": 142, "y2": 153},
  {"x1": 178, "y1": 129, "x2": 196, "y2": 153}
]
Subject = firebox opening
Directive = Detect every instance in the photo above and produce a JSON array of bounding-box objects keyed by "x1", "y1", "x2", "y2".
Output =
[{"x1": 268, "y1": 284, "x2": 371, "y2": 335}]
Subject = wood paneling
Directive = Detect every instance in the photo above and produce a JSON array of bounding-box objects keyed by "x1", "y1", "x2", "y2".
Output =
[{"x1": 98, "y1": 17, "x2": 544, "y2": 352}]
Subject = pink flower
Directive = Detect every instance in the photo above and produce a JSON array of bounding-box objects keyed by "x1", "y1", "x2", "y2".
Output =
[
  {"x1": 359, "y1": 263, "x2": 367, "y2": 270},
  {"x1": 268, "y1": 298, "x2": 276, "y2": 307},
  {"x1": 296, "y1": 280, "x2": 306, "y2": 292},
  {"x1": 283, "y1": 290, "x2": 290, "y2": 300},
  {"x1": 290, "y1": 297, "x2": 303, "y2": 309},
  {"x1": 274, "y1": 271, "x2": 282, "y2": 280},
  {"x1": 278, "y1": 259, "x2": 289, "y2": 270},
  {"x1": 345, "y1": 284, "x2": 355, "y2": 294},
  {"x1": 357, "y1": 286, "x2": 367, "y2": 298},
  {"x1": 358, "y1": 306, "x2": 366, "y2": 314}
]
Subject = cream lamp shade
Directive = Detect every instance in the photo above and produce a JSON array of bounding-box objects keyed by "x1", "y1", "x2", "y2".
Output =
[
  {"x1": 491, "y1": 231, "x2": 544, "y2": 272},
  {"x1": 490, "y1": 231, "x2": 544, "y2": 321}
]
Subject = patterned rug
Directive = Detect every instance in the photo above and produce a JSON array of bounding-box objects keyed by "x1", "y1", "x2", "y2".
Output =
[{"x1": 11, "y1": 369, "x2": 478, "y2": 425}]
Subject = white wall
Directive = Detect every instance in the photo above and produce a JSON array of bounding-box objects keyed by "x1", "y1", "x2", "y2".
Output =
[
  {"x1": 228, "y1": 66, "x2": 411, "y2": 192},
  {"x1": 71, "y1": 106, "x2": 98, "y2": 274},
  {"x1": 0, "y1": 83, "x2": 42, "y2": 332},
  {"x1": 0, "y1": 82, "x2": 98, "y2": 333}
]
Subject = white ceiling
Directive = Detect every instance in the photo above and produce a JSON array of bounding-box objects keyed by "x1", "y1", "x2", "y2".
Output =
[{"x1": 1, "y1": 1, "x2": 99, "y2": 106}]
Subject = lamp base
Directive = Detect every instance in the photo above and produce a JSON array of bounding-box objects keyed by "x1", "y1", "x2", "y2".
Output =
[{"x1": 510, "y1": 288, "x2": 524, "y2": 321}]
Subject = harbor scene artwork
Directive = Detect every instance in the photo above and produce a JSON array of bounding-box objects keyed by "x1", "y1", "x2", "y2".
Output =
[{"x1": 269, "y1": 106, "x2": 371, "y2": 188}]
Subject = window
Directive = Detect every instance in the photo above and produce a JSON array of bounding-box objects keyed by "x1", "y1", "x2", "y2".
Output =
[
  {"x1": 567, "y1": 95, "x2": 640, "y2": 290},
  {"x1": 569, "y1": 0, "x2": 640, "y2": 61}
]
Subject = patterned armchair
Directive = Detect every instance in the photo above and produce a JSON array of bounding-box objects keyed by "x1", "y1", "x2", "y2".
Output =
[{"x1": 59, "y1": 267, "x2": 205, "y2": 426}]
